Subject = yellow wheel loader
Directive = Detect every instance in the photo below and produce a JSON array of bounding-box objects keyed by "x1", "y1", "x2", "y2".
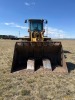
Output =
[{"x1": 11, "y1": 19, "x2": 68, "y2": 73}]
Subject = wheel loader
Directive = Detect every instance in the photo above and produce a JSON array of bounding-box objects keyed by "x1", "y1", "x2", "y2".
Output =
[{"x1": 11, "y1": 19, "x2": 68, "y2": 73}]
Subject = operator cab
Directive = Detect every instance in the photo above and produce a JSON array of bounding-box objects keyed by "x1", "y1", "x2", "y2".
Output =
[
  {"x1": 25, "y1": 19, "x2": 47, "y2": 41},
  {"x1": 25, "y1": 19, "x2": 47, "y2": 32},
  {"x1": 29, "y1": 19, "x2": 43, "y2": 32}
]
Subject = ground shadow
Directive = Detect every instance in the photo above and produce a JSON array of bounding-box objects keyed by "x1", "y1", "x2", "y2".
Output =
[
  {"x1": 11, "y1": 62, "x2": 75, "y2": 73},
  {"x1": 67, "y1": 62, "x2": 75, "y2": 73}
]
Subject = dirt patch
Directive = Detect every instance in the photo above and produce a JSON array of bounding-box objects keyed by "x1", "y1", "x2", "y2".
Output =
[{"x1": 0, "y1": 39, "x2": 75, "y2": 100}]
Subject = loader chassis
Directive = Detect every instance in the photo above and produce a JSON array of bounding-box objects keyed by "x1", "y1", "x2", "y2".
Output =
[{"x1": 11, "y1": 19, "x2": 68, "y2": 73}]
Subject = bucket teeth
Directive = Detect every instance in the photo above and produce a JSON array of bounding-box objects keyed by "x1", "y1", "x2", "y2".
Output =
[
  {"x1": 27, "y1": 59, "x2": 35, "y2": 70},
  {"x1": 43, "y1": 59, "x2": 52, "y2": 70}
]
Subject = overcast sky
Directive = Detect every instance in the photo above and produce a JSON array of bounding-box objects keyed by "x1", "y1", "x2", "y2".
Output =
[{"x1": 0, "y1": 0, "x2": 75, "y2": 38}]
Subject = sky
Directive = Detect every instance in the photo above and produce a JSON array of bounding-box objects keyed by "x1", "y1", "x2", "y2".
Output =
[{"x1": 0, "y1": 0, "x2": 75, "y2": 38}]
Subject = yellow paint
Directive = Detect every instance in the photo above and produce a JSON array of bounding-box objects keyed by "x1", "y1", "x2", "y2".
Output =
[{"x1": 32, "y1": 38, "x2": 36, "y2": 42}]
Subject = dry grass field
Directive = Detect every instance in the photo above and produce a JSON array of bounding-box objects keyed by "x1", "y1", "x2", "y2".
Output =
[{"x1": 0, "y1": 39, "x2": 75, "y2": 100}]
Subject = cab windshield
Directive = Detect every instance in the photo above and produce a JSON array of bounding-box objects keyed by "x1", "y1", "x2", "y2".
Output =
[{"x1": 30, "y1": 21, "x2": 43, "y2": 31}]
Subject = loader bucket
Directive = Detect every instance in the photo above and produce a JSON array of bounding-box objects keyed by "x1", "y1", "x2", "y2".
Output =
[{"x1": 11, "y1": 41, "x2": 66, "y2": 72}]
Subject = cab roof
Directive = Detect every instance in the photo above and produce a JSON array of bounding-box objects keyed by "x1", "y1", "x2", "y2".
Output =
[{"x1": 28, "y1": 19, "x2": 44, "y2": 22}]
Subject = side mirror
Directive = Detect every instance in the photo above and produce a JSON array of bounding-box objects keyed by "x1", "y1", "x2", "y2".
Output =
[
  {"x1": 45, "y1": 20, "x2": 48, "y2": 24},
  {"x1": 25, "y1": 20, "x2": 27, "y2": 23}
]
